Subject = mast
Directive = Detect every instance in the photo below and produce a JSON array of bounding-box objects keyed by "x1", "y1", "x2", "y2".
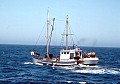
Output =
[
  {"x1": 66, "y1": 15, "x2": 68, "y2": 50},
  {"x1": 46, "y1": 10, "x2": 49, "y2": 55}
]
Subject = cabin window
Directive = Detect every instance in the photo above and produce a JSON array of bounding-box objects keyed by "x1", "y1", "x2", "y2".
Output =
[
  {"x1": 62, "y1": 52, "x2": 63, "y2": 54},
  {"x1": 70, "y1": 53, "x2": 74, "y2": 59},
  {"x1": 64, "y1": 52, "x2": 66, "y2": 54},
  {"x1": 67, "y1": 52, "x2": 69, "y2": 54}
]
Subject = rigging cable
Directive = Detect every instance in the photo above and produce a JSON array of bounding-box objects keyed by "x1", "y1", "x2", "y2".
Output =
[
  {"x1": 33, "y1": 21, "x2": 46, "y2": 50},
  {"x1": 60, "y1": 29, "x2": 65, "y2": 49},
  {"x1": 69, "y1": 26, "x2": 74, "y2": 45},
  {"x1": 69, "y1": 25, "x2": 79, "y2": 46}
]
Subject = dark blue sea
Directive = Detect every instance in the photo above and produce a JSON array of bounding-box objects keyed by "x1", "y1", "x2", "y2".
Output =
[{"x1": 0, "y1": 44, "x2": 120, "y2": 84}]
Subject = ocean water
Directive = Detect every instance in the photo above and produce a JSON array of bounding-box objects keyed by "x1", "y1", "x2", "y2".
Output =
[{"x1": 0, "y1": 44, "x2": 120, "y2": 84}]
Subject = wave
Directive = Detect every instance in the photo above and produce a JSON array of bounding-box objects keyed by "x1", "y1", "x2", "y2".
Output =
[
  {"x1": 24, "y1": 62, "x2": 120, "y2": 75},
  {"x1": 72, "y1": 69, "x2": 120, "y2": 74},
  {"x1": 24, "y1": 62, "x2": 34, "y2": 64},
  {"x1": 57, "y1": 65, "x2": 120, "y2": 75},
  {"x1": 24, "y1": 62, "x2": 43, "y2": 66}
]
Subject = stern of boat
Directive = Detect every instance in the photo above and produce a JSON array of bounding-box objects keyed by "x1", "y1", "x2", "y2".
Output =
[{"x1": 83, "y1": 57, "x2": 99, "y2": 66}]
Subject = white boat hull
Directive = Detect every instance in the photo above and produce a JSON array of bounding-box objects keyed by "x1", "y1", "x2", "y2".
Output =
[
  {"x1": 33, "y1": 57, "x2": 77, "y2": 66},
  {"x1": 32, "y1": 57, "x2": 99, "y2": 66},
  {"x1": 83, "y1": 58, "x2": 99, "y2": 66}
]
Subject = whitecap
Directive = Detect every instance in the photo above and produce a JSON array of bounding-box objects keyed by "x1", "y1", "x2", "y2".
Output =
[
  {"x1": 66, "y1": 81, "x2": 73, "y2": 83},
  {"x1": 57, "y1": 65, "x2": 120, "y2": 75},
  {"x1": 24, "y1": 62, "x2": 33, "y2": 64},
  {"x1": 71, "y1": 66, "x2": 120, "y2": 74},
  {"x1": 35, "y1": 63, "x2": 43, "y2": 66}
]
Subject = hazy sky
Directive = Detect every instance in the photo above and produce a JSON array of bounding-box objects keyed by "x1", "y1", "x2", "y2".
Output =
[{"x1": 0, "y1": 0, "x2": 120, "y2": 47}]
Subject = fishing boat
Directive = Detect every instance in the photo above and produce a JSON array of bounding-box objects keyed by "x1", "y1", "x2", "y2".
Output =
[{"x1": 30, "y1": 13, "x2": 99, "y2": 66}]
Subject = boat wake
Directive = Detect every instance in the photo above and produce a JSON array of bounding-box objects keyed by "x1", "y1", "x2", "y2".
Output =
[
  {"x1": 57, "y1": 65, "x2": 120, "y2": 75},
  {"x1": 24, "y1": 62, "x2": 120, "y2": 75}
]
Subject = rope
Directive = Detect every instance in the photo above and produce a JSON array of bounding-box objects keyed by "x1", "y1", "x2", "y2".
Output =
[
  {"x1": 69, "y1": 25, "x2": 79, "y2": 46},
  {"x1": 32, "y1": 22, "x2": 46, "y2": 50},
  {"x1": 69, "y1": 26, "x2": 74, "y2": 45}
]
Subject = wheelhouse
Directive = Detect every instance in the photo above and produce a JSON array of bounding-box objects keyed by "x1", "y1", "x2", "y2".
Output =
[{"x1": 60, "y1": 48, "x2": 82, "y2": 61}]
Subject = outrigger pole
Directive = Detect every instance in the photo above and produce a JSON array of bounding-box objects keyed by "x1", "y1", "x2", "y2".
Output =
[
  {"x1": 46, "y1": 10, "x2": 55, "y2": 58},
  {"x1": 46, "y1": 10, "x2": 49, "y2": 55},
  {"x1": 66, "y1": 15, "x2": 68, "y2": 50}
]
